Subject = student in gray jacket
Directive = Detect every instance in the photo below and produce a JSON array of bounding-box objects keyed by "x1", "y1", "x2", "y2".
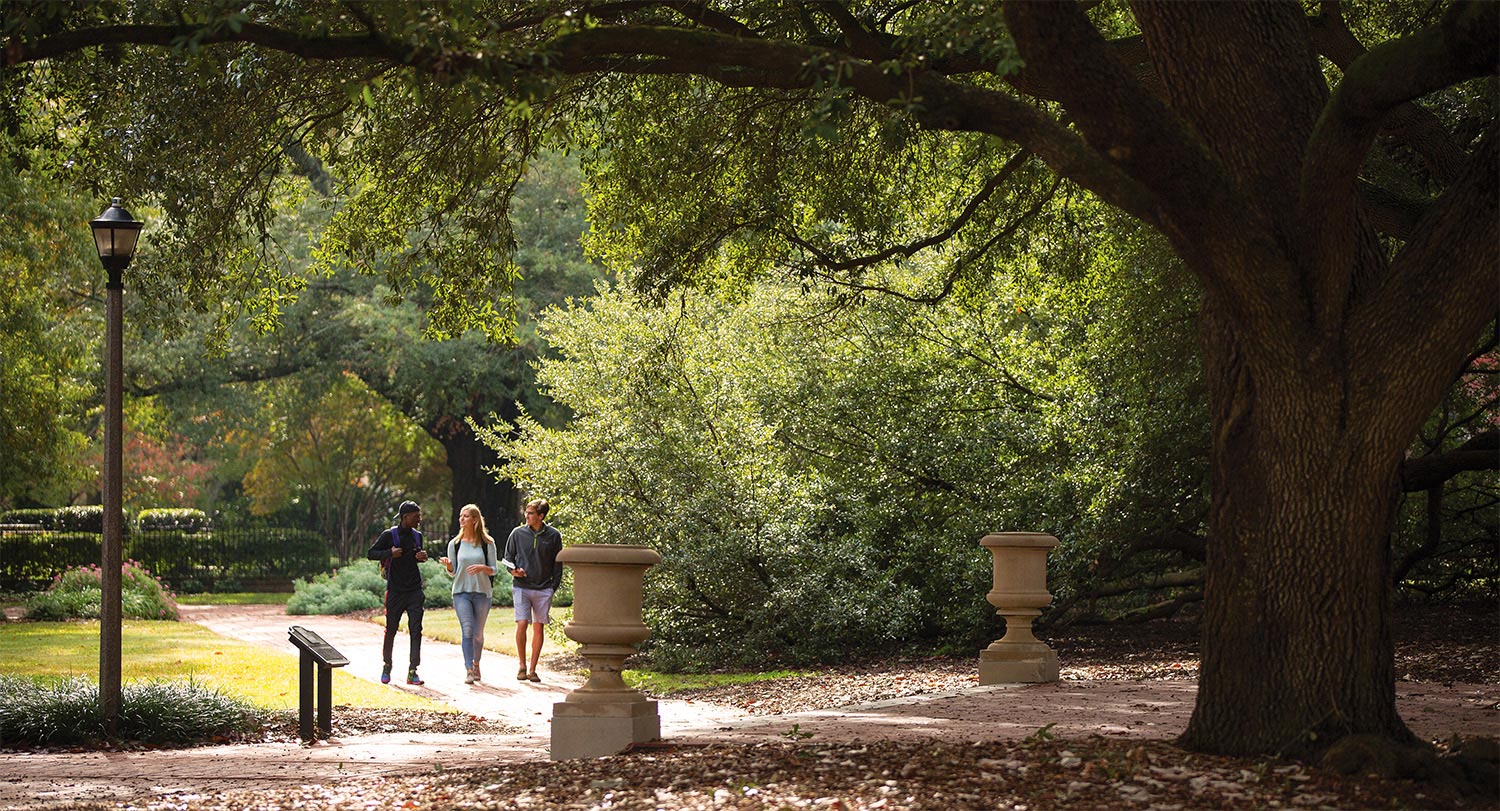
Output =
[{"x1": 503, "y1": 498, "x2": 562, "y2": 682}]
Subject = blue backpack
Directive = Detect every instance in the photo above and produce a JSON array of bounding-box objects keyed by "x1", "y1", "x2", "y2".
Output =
[{"x1": 379, "y1": 526, "x2": 422, "y2": 579}]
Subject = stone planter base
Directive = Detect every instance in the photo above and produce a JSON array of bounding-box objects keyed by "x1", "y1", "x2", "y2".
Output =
[
  {"x1": 551, "y1": 699, "x2": 661, "y2": 760},
  {"x1": 979, "y1": 647, "x2": 1060, "y2": 684}
]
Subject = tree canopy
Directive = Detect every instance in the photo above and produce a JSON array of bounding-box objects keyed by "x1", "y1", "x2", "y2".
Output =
[{"x1": 4, "y1": 0, "x2": 1495, "y2": 759}]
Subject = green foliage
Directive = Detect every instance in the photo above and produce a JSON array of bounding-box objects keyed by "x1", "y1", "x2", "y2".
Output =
[
  {"x1": 287, "y1": 559, "x2": 465, "y2": 613},
  {"x1": 285, "y1": 556, "x2": 563, "y2": 614},
  {"x1": 780, "y1": 724, "x2": 814, "y2": 740},
  {"x1": 25, "y1": 560, "x2": 178, "y2": 621},
  {"x1": 0, "y1": 155, "x2": 97, "y2": 509},
  {"x1": 137, "y1": 508, "x2": 210, "y2": 532},
  {"x1": 129, "y1": 527, "x2": 328, "y2": 591},
  {"x1": 237, "y1": 371, "x2": 450, "y2": 562},
  {"x1": 286, "y1": 560, "x2": 386, "y2": 615},
  {"x1": 0, "y1": 674, "x2": 259, "y2": 746},
  {"x1": 0, "y1": 527, "x2": 326, "y2": 593},
  {"x1": 0, "y1": 531, "x2": 99, "y2": 589},
  {"x1": 493, "y1": 206, "x2": 1207, "y2": 667},
  {"x1": 421, "y1": 559, "x2": 456, "y2": 608}
]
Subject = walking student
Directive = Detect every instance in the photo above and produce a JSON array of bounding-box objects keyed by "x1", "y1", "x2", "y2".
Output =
[
  {"x1": 440, "y1": 503, "x2": 498, "y2": 684},
  {"x1": 367, "y1": 500, "x2": 429, "y2": 685},
  {"x1": 503, "y1": 498, "x2": 563, "y2": 682}
]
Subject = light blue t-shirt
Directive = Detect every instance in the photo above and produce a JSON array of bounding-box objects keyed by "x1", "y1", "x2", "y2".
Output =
[{"x1": 447, "y1": 539, "x2": 496, "y2": 597}]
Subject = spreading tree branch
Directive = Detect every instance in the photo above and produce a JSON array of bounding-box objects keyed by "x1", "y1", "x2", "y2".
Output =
[
  {"x1": 1401, "y1": 429, "x2": 1500, "y2": 492},
  {"x1": 1299, "y1": 0, "x2": 1500, "y2": 333},
  {"x1": 1362, "y1": 125, "x2": 1499, "y2": 416}
]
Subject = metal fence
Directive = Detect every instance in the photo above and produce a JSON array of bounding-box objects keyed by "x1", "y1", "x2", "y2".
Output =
[{"x1": 0, "y1": 527, "x2": 331, "y2": 593}]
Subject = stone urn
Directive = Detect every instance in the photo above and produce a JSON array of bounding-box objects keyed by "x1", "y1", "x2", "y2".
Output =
[
  {"x1": 978, "y1": 532, "x2": 1060, "y2": 684},
  {"x1": 551, "y1": 543, "x2": 662, "y2": 759}
]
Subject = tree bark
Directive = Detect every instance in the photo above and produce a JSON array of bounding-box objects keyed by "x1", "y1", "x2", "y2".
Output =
[
  {"x1": 1181, "y1": 304, "x2": 1413, "y2": 757},
  {"x1": 434, "y1": 421, "x2": 520, "y2": 539}
]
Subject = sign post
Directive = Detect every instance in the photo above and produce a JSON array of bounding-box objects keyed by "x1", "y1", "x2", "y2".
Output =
[{"x1": 288, "y1": 626, "x2": 350, "y2": 740}]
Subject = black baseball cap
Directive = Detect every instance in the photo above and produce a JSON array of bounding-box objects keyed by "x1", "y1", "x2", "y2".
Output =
[{"x1": 398, "y1": 501, "x2": 421, "y2": 515}]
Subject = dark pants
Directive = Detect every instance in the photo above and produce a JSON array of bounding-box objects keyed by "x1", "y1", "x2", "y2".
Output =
[{"x1": 382, "y1": 588, "x2": 424, "y2": 669}]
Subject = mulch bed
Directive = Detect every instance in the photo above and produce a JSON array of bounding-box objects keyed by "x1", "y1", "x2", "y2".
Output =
[
  {"x1": 653, "y1": 602, "x2": 1497, "y2": 716},
  {"x1": 91, "y1": 736, "x2": 1499, "y2": 811}
]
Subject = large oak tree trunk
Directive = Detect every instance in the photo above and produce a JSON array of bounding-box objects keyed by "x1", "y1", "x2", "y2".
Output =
[
  {"x1": 1181, "y1": 306, "x2": 1416, "y2": 756},
  {"x1": 439, "y1": 428, "x2": 520, "y2": 539}
]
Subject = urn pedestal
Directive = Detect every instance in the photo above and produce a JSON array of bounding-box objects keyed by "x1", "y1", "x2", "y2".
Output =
[
  {"x1": 550, "y1": 544, "x2": 662, "y2": 760},
  {"x1": 978, "y1": 532, "x2": 1060, "y2": 684}
]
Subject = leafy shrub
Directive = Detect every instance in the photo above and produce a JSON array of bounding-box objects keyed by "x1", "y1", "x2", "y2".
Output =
[
  {"x1": 26, "y1": 560, "x2": 178, "y2": 620},
  {"x1": 129, "y1": 526, "x2": 327, "y2": 589},
  {"x1": 0, "y1": 674, "x2": 259, "y2": 745},
  {"x1": 493, "y1": 572, "x2": 514, "y2": 606},
  {"x1": 173, "y1": 577, "x2": 207, "y2": 594},
  {"x1": 421, "y1": 559, "x2": 455, "y2": 607},
  {"x1": 136, "y1": 508, "x2": 210, "y2": 532},
  {"x1": 287, "y1": 560, "x2": 386, "y2": 615},
  {"x1": 287, "y1": 558, "x2": 534, "y2": 613},
  {"x1": 0, "y1": 508, "x2": 52, "y2": 527}
]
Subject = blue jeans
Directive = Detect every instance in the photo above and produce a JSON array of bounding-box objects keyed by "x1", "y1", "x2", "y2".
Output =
[{"x1": 453, "y1": 591, "x2": 491, "y2": 669}]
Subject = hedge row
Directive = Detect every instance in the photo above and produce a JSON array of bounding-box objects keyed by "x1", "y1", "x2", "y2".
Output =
[
  {"x1": 1, "y1": 507, "x2": 123, "y2": 533},
  {"x1": 1, "y1": 507, "x2": 210, "y2": 533},
  {"x1": 0, "y1": 528, "x2": 328, "y2": 592}
]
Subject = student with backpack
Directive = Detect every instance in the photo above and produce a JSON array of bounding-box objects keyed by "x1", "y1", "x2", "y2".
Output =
[
  {"x1": 439, "y1": 503, "x2": 498, "y2": 684},
  {"x1": 367, "y1": 500, "x2": 429, "y2": 685}
]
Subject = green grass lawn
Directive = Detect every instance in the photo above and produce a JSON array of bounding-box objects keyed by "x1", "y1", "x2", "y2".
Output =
[
  {"x1": 175, "y1": 592, "x2": 292, "y2": 606},
  {"x1": 5, "y1": 595, "x2": 796, "y2": 707},
  {"x1": 622, "y1": 667, "x2": 813, "y2": 695},
  {"x1": 0, "y1": 620, "x2": 447, "y2": 712},
  {"x1": 412, "y1": 606, "x2": 577, "y2": 658},
  {"x1": 390, "y1": 606, "x2": 798, "y2": 693}
]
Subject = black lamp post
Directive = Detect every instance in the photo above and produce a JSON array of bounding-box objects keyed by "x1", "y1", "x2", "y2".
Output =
[{"x1": 89, "y1": 197, "x2": 142, "y2": 737}]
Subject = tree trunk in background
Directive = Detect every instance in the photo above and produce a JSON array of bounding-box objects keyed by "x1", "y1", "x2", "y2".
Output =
[{"x1": 439, "y1": 427, "x2": 520, "y2": 539}]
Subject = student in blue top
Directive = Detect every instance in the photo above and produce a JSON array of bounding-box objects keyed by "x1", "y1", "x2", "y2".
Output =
[{"x1": 440, "y1": 503, "x2": 498, "y2": 684}]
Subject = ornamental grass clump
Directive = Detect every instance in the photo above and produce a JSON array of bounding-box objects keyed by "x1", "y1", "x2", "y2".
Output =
[
  {"x1": 0, "y1": 674, "x2": 260, "y2": 746},
  {"x1": 26, "y1": 560, "x2": 178, "y2": 621}
]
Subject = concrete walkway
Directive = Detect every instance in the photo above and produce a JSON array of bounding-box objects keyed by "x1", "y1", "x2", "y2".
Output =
[
  {"x1": 184, "y1": 603, "x2": 586, "y2": 728},
  {"x1": 1, "y1": 605, "x2": 1495, "y2": 810},
  {"x1": 181, "y1": 603, "x2": 751, "y2": 731}
]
